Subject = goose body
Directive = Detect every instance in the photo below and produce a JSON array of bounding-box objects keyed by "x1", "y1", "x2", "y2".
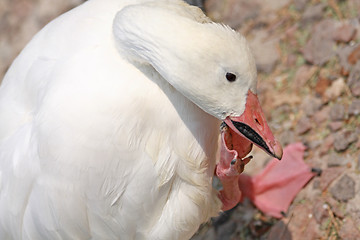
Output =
[{"x1": 0, "y1": 0, "x2": 282, "y2": 239}]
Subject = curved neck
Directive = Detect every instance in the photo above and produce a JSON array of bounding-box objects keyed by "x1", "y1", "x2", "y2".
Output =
[{"x1": 112, "y1": 2, "x2": 220, "y2": 113}]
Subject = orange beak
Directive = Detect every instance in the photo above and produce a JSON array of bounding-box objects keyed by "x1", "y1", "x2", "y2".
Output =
[{"x1": 224, "y1": 90, "x2": 283, "y2": 160}]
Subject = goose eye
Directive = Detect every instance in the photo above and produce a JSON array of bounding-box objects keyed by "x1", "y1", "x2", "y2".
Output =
[{"x1": 226, "y1": 72, "x2": 236, "y2": 82}]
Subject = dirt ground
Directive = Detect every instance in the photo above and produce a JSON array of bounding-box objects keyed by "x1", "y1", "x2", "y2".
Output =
[
  {"x1": 1, "y1": 0, "x2": 360, "y2": 239},
  {"x1": 193, "y1": 1, "x2": 360, "y2": 239}
]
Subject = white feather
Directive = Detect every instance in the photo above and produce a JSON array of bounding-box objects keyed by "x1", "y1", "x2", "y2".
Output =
[{"x1": 0, "y1": 0, "x2": 257, "y2": 239}]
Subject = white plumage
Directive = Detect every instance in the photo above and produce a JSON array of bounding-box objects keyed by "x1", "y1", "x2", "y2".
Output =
[{"x1": 0, "y1": 0, "x2": 258, "y2": 239}]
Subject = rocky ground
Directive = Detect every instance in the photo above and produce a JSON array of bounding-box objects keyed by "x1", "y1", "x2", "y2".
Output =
[
  {"x1": 1, "y1": 0, "x2": 360, "y2": 239},
  {"x1": 193, "y1": 0, "x2": 360, "y2": 239}
]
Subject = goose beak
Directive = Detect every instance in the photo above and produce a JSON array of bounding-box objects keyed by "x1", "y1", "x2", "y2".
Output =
[{"x1": 224, "y1": 90, "x2": 283, "y2": 160}]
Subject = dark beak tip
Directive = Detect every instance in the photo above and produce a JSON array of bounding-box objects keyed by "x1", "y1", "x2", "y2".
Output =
[
  {"x1": 231, "y1": 120, "x2": 283, "y2": 161},
  {"x1": 273, "y1": 151, "x2": 283, "y2": 160},
  {"x1": 273, "y1": 143, "x2": 283, "y2": 161}
]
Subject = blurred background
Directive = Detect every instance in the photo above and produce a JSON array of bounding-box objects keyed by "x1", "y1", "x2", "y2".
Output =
[{"x1": 1, "y1": 0, "x2": 360, "y2": 239}]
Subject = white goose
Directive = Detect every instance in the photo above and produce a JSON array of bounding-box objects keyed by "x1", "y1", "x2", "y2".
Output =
[{"x1": 0, "y1": 0, "x2": 282, "y2": 239}]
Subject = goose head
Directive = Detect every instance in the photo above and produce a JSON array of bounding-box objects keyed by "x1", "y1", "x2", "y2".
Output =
[{"x1": 113, "y1": 1, "x2": 282, "y2": 159}]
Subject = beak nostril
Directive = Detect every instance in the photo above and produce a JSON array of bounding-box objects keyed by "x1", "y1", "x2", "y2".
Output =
[{"x1": 255, "y1": 118, "x2": 261, "y2": 125}]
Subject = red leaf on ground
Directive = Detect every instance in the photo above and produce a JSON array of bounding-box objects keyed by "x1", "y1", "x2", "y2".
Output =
[{"x1": 238, "y1": 143, "x2": 315, "y2": 218}]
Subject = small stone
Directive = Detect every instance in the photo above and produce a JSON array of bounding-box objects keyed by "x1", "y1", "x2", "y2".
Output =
[
  {"x1": 307, "y1": 139, "x2": 322, "y2": 150},
  {"x1": 333, "y1": 23, "x2": 357, "y2": 43},
  {"x1": 327, "y1": 152, "x2": 350, "y2": 167},
  {"x1": 333, "y1": 130, "x2": 358, "y2": 152},
  {"x1": 324, "y1": 78, "x2": 346, "y2": 101},
  {"x1": 330, "y1": 175, "x2": 355, "y2": 201},
  {"x1": 348, "y1": 99, "x2": 360, "y2": 116},
  {"x1": 313, "y1": 106, "x2": 330, "y2": 124},
  {"x1": 301, "y1": 3, "x2": 326, "y2": 24},
  {"x1": 319, "y1": 167, "x2": 344, "y2": 191},
  {"x1": 303, "y1": 36, "x2": 335, "y2": 66},
  {"x1": 302, "y1": 19, "x2": 337, "y2": 65},
  {"x1": 339, "y1": 217, "x2": 360, "y2": 240},
  {"x1": 296, "y1": 117, "x2": 312, "y2": 135},
  {"x1": 293, "y1": 65, "x2": 318, "y2": 90},
  {"x1": 301, "y1": 96, "x2": 322, "y2": 117},
  {"x1": 329, "y1": 103, "x2": 346, "y2": 121},
  {"x1": 250, "y1": 30, "x2": 280, "y2": 73},
  {"x1": 328, "y1": 121, "x2": 343, "y2": 132}
]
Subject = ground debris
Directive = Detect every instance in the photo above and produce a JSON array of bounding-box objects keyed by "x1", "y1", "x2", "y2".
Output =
[{"x1": 330, "y1": 175, "x2": 356, "y2": 202}]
